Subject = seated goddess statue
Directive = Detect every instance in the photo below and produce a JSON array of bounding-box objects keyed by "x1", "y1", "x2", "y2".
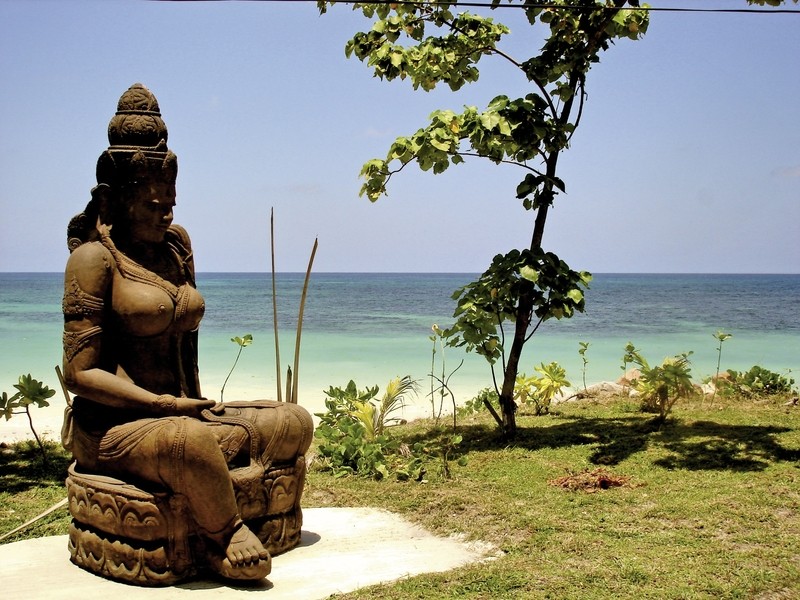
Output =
[{"x1": 61, "y1": 83, "x2": 313, "y2": 584}]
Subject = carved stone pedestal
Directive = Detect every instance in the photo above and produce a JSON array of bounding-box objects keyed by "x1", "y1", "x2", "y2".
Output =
[{"x1": 65, "y1": 456, "x2": 307, "y2": 586}]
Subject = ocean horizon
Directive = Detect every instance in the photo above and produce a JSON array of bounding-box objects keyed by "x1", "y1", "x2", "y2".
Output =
[{"x1": 1, "y1": 272, "x2": 797, "y2": 441}]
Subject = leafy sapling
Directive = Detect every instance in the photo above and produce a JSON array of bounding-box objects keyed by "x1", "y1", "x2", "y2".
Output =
[
  {"x1": 710, "y1": 330, "x2": 732, "y2": 404},
  {"x1": 220, "y1": 334, "x2": 253, "y2": 402},
  {"x1": 578, "y1": 341, "x2": 590, "y2": 393},
  {"x1": 428, "y1": 324, "x2": 463, "y2": 430},
  {"x1": 1, "y1": 374, "x2": 56, "y2": 462},
  {"x1": 621, "y1": 342, "x2": 639, "y2": 396}
]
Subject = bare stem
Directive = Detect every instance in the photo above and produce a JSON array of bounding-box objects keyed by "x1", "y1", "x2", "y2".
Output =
[
  {"x1": 291, "y1": 237, "x2": 318, "y2": 404},
  {"x1": 271, "y1": 209, "x2": 283, "y2": 402}
]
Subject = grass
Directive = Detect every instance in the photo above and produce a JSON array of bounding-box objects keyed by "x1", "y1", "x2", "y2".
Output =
[
  {"x1": 0, "y1": 440, "x2": 72, "y2": 542},
  {"x1": 2, "y1": 395, "x2": 799, "y2": 598}
]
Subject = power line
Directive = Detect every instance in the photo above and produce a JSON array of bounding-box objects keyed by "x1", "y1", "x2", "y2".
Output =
[{"x1": 170, "y1": 0, "x2": 800, "y2": 15}]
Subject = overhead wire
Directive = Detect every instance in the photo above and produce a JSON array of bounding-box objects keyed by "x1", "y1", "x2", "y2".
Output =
[{"x1": 169, "y1": 0, "x2": 800, "y2": 15}]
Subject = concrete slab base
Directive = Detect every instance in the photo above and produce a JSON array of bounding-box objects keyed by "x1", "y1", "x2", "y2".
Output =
[{"x1": 0, "y1": 507, "x2": 493, "y2": 599}]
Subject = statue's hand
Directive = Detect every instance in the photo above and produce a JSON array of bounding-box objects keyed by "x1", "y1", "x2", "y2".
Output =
[{"x1": 173, "y1": 397, "x2": 217, "y2": 417}]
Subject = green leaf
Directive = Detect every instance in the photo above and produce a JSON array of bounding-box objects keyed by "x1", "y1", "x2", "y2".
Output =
[
  {"x1": 1, "y1": 391, "x2": 20, "y2": 420},
  {"x1": 520, "y1": 266, "x2": 539, "y2": 283},
  {"x1": 567, "y1": 289, "x2": 583, "y2": 304},
  {"x1": 231, "y1": 334, "x2": 254, "y2": 347},
  {"x1": 12, "y1": 374, "x2": 55, "y2": 408},
  {"x1": 429, "y1": 137, "x2": 451, "y2": 152},
  {"x1": 389, "y1": 49, "x2": 404, "y2": 68},
  {"x1": 479, "y1": 112, "x2": 501, "y2": 130}
]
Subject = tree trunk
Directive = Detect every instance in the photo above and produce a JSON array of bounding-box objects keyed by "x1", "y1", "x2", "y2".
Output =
[
  {"x1": 495, "y1": 2, "x2": 626, "y2": 437},
  {"x1": 498, "y1": 149, "x2": 560, "y2": 438},
  {"x1": 498, "y1": 288, "x2": 534, "y2": 438}
]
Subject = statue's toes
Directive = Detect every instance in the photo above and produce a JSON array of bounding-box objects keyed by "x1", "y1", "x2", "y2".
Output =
[{"x1": 209, "y1": 553, "x2": 271, "y2": 581}]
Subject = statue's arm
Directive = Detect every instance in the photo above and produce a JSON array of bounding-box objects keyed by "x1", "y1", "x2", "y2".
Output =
[
  {"x1": 62, "y1": 242, "x2": 152, "y2": 408},
  {"x1": 61, "y1": 243, "x2": 212, "y2": 415}
]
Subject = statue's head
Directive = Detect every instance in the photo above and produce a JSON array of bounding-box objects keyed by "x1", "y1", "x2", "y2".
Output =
[{"x1": 68, "y1": 83, "x2": 178, "y2": 250}]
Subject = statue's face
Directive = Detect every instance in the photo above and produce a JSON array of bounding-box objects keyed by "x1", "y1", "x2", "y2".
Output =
[{"x1": 123, "y1": 180, "x2": 176, "y2": 243}]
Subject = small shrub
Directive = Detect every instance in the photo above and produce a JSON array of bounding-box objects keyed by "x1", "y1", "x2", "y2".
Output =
[
  {"x1": 625, "y1": 346, "x2": 696, "y2": 421},
  {"x1": 724, "y1": 366, "x2": 796, "y2": 398},
  {"x1": 515, "y1": 362, "x2": 570, "y2": 416},
  {"x1": 313, "y1": 377, "x2": 425, "y2": 480},
  {"x1": 434, "y1": 433, "x2": 467, "y2": 479}
]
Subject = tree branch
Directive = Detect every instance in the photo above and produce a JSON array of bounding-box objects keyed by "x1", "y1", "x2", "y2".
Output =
[
  {"x1": 457, "y1": 152, "x2": 545, "y2": 175},
  {"x1": 524, "y1": 313, "x2": 546, "y2": 344}
]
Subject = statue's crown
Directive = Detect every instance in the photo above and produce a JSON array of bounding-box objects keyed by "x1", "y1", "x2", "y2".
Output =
[
  {"x1": 96, "y1": 83, "x2": 177, "y2": 187},
  {"x1": 107, "y1": 83, "x2": 168, "y2": 148}
]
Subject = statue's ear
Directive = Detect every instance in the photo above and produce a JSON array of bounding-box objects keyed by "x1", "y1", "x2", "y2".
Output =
[{"x1": 91, "y1": 183, "x2": 113, "y2": 226}]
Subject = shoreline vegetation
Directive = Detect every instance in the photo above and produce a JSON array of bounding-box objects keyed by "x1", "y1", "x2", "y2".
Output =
[
  {"x1": 2, "y1": 363, "x2": 797, "y2": 444},
  {"x1": 2, "y1": 391, "x2": 798, "y2": 598}
]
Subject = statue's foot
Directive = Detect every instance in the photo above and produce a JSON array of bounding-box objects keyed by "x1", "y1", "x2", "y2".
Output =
[
  {"x1": 209, "y1": 554, "x2": 271, "y2": 581},
  {"x1": 208, "y1": 522, "x2": 271, "y2": 581}
]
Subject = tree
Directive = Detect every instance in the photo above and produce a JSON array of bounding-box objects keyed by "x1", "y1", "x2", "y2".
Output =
[{"x1": 318, "y1": 0, "x2": 795, "y2": 437}]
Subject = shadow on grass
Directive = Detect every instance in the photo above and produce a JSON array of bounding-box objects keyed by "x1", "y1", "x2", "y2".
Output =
[
  {"x1": 408, "y1": 413, "x2": 799, "y2": 472},
  {"x1": 0, "y1": 440, "x2": 71, "y2": 494},
  {"x1": 652, "y1": 420, "x2": 800, "y2": 471}
]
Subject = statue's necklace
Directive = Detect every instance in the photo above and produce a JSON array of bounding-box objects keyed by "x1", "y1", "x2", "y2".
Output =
[{"x1": 100, "y1": 233, "x2": 183, "y2": 301}]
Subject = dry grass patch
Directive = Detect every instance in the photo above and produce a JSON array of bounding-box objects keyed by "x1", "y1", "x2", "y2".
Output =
[{"x1": 548, "y1": 466, "x2": 636, "y2": 492}]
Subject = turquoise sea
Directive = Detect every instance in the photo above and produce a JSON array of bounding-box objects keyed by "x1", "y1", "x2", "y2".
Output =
[{"x1": 0, "y1": 273, "x2": 798, "y2": 427}]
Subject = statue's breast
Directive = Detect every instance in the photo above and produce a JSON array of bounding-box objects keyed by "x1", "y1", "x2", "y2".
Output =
[
  {"x1": 109, "y1": 262, "x2": 206, "y2": 338},
  {"x1": 174, "y1": 283, "x2": 205, "y2": 332},
  {"x1": 112, "y1": 277, "x2": 175, "y2": 337}
]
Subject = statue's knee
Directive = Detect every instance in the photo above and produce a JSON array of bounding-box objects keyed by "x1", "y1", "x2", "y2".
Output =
[
  {"x1": 288, "y1": 404, "x2": 313, "y2": 448},
  {"x1": 181, "y1": 418, "x2": 229, "y2": 468},
  {"x1": 270, "y1": 404, "x2": 313, "y2": 461}
]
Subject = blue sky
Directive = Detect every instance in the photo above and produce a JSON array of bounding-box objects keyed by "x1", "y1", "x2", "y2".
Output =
[{"x1": 1, "y1": 0, "x2": 798, "y2": 273}]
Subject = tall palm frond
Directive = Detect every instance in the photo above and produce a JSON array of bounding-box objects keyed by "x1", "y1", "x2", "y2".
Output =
[{"x1": 375, "y1": 376, "x2": 418, "y2": 437}]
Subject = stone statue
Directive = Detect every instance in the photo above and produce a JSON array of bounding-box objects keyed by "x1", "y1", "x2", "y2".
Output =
[{"x1": 61, "y1": 83, "x2": 313, "y2": 585}]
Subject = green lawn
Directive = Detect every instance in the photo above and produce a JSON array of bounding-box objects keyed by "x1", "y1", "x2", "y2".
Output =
[{"x1": 3, "y1": 395, "x2": 799, "y2": 599}]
